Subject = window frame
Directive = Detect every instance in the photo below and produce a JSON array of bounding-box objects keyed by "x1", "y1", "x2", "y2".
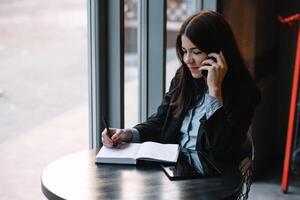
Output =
[{"x1": 87, "y1": 0, "x2": 217, "y2": 149}]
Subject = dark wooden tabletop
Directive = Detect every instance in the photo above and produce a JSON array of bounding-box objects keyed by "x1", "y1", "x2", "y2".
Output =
[{"x1": 41, "y1": 150, "x2": 242, "y2": 200}]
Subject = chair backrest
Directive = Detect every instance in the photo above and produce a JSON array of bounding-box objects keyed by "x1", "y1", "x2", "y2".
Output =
[{"x1": 237, "y1": 128, "x2": 255, "y2": 200}]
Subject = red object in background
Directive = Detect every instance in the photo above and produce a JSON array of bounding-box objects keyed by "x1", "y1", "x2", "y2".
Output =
[{"x1": 278, "y1": 14, "x2": 300, "y2": 193}]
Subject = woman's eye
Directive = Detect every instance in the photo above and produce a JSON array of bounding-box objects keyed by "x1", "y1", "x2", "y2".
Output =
[{"x1": 193, "y1": 51, "x2": 201, "y2": 55}]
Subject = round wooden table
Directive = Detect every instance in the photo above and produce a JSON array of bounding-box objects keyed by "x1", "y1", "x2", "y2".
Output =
[{"x1": 41, "y1": 150, "x2": 242, "y2": 200}]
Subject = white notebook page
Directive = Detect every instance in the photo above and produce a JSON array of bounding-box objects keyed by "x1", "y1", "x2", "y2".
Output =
[
  {"x1": 136, "y1": 142, "x2": 179, "y2": 162},
  {"x1": 97, "y1": 143, "x2": 141, "y2": 159}
]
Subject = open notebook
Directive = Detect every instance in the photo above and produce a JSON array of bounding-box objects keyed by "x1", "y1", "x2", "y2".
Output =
[{"x1": 96, "y1": 142, "x2": 179, "y2": 165}]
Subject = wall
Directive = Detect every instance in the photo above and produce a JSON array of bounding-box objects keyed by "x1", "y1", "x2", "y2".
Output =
[{"x1": 220, "y1": 0, "x2": 300, "y2": 178}]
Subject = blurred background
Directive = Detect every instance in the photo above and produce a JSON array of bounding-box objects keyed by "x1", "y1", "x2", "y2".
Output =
[{"x1": 0, "y1": 0, "x2": 300, "y2": 199}]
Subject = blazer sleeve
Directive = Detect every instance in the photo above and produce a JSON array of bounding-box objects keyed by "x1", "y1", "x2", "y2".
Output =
[
  {"x1": 133, "y1": 74, "x2": 178, "y2": 142},
  {"x1": 198, "y1": 89, "x2": 259, "y2": 162}
]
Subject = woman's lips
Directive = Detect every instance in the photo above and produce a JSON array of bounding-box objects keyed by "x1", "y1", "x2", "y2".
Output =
[{"x1": 189, "y1": 66, "x2": 200, "y2": 72}]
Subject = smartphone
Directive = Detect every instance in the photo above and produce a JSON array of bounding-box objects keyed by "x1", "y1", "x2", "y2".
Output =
[
  {"x1": 201, "y1": 70, "x2": 208, "y2": 78},
  {"x1": 201, "y1": 56, "x2": 218, "y2": 78},
  {"x1": 161, "y1": 150, "x2": 221, "y2": 180}
]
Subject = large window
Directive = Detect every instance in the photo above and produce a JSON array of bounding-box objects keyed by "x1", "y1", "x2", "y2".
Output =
[
  {"x1": 166, "y1": 0, "x2": 190, "y2": 90},
  {"x1": 124, "y1": 0, "x2": 139, "y2": 128},
  {"x1": 0, "y1": 0, "x2": 88, "y2": 199},
  {"x1": 89, "y1": 0, "x2": 216, "y2": 147},
  {"x1": 166, "y1": 0, "x2": 213, "y2": 90}
]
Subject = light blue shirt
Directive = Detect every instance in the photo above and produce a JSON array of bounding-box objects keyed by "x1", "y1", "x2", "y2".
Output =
[
  {"x1": 180, "y1": 92, "x2": 222, "y2": 150},
  {"x1": 189, "y1": 151, "x2": 204, "y2": 174},
  {"x1": 131, "y1": 92, "x2": 222, "y2": 150}
]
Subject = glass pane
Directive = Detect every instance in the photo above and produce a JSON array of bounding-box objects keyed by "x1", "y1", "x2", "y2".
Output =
[
  {"x1": 0, "y1": 0, "x2": 88, "y2": 199},
  {"x1": 166, "y1": 0, "x2": 198, "y2": 91},
  {"x1": 124, "y1": 0, "x2": 139, "y2": 127}
]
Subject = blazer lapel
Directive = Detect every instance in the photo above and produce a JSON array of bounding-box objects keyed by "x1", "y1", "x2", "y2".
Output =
[{"x1": 196, "y1": 115, "x2": 208, "y2": 151}]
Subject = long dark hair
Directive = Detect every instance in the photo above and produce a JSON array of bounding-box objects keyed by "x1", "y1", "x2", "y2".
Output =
[{"x1": 172, "y1": 10, "x2": 260, "y2": 118}]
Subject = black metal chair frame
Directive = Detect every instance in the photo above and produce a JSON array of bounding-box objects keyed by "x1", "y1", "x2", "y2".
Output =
[{"x1": 237, "y1": 130, "x2": 255, "y2": 200}]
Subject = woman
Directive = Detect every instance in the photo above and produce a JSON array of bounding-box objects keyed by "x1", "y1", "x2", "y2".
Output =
[{"x1": 102, "y1": 10, "x2": 260, "y2": 163}]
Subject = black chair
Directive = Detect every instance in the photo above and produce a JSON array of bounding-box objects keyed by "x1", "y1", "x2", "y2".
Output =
[{"x1": 237, "y1": 130, "x2": 255, "y2": 200}]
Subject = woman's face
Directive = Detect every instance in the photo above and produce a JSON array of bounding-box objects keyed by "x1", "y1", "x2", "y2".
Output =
[{"x1": 181, "y1": 35, "x2": 208, "y2": 78}]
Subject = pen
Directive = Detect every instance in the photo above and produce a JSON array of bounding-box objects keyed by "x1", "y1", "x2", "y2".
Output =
[{"x1": 102, "y1": 117, "x2": 113, "y2": 139}]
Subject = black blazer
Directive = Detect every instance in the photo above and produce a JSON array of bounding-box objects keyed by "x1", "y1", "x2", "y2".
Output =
[{"x1": 134, "y1": 73, "x2": 259, "y2": 163}]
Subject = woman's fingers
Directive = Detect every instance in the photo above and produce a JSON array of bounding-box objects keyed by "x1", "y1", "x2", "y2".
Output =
[
  {"x1": 208, "y1": 52, "x2": 227, "y2": 70},
  {"x1": 101, "y1": 131, "x2": 113, "y2": 147},
  {"x1": 201, "y1": 59, "x2": 216, "y2": 66},
  {"x1": 199, "y1": 65, "x2": 211, "y2": 72},
  {"x1": 111, "y1": 129, "x2": 122, "y2": 142},
  {"x1": 208, "y1": 53, "x2": 221, "y2": 64},
  {"x1": 204, "y1": 52, "x2": 227, "y2": 76},
  {"x1": 101, "y1": 128, "x2": 117, "y2": 147},
  {"x1": 101, "y1": 128, "x2": 132, "y2": 148}
]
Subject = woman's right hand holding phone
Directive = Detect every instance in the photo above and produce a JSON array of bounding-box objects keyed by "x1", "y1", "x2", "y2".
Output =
[{"x1": 200, "y1": 51, "x2": 227, "y2": 105}]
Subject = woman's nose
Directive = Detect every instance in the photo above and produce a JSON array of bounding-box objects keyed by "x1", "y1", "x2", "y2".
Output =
[{"x1": 184, "y1": 53, "x2": 193, "y2": 64}]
